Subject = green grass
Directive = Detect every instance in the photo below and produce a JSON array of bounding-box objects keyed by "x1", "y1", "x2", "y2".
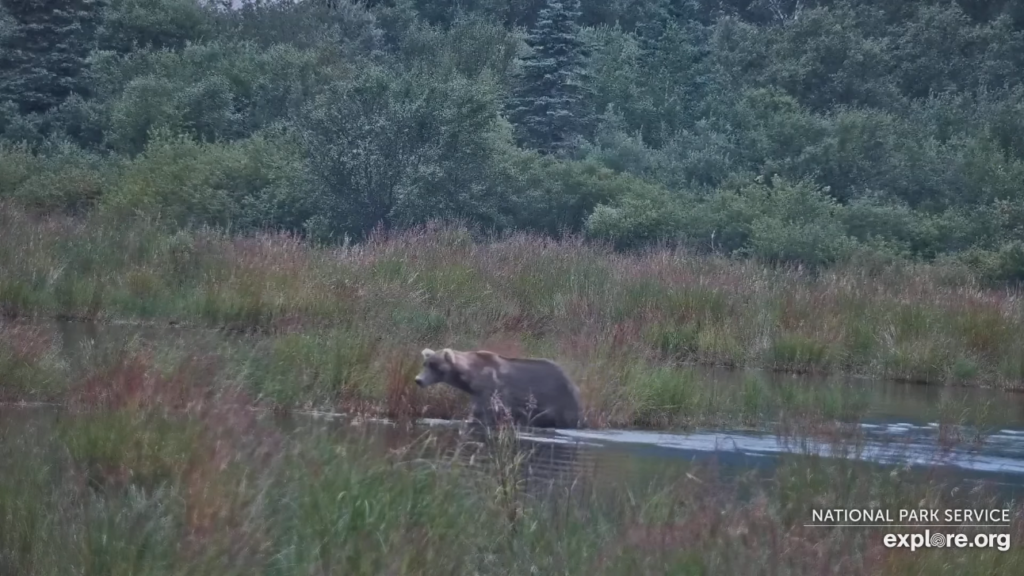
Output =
[
  {"x1": 0, "y1": 322, "x2": 68, "y2": 402},
  {"x1": 4, "y1": 199, "x2": 1024, "y2": 430},
  {"x1": 2, "y1": 317, "x2": 1020, "y2": 574},
  {"x1": 6, "y1": 315, "x2": 1019, "y2": 449},
  {"x1": 1, "y1": 396, "x2": 1021, "y2": 576},
  {"x1": 4, "y1": 203, "x2": 1023, "y2": 394}
]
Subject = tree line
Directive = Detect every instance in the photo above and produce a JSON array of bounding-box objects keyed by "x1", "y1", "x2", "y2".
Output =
[{"x1": 2, "y1": 0, "x2": 1024, "y2": 282}]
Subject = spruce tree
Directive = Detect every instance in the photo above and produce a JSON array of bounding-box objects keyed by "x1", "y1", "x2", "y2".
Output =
[
  {"x1": 505, "y1": 0, "x2": 590, "y2": 156},
  {"x1": 0, "y1": 0, "x2": 103, "y2": 115}
]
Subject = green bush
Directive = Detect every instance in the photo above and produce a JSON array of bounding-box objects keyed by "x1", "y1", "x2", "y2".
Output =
[
  {"x1": 99, "y1": 128, "x2": 311, "y2": 230},
  {"x1": 5, "y1": 0, "x2": 1024, "y2": 269},
  {"x1": 298, "y1": 61, "x2": 507, "y2": 240},
  {"x1": 672, "y1": 176, "x2": 855, "y2": 266},
  {"x1": 0, "y1": 141, "x2": 42, "y2": 197},
  {"x1": 957, "y1": 241, "x2": 1024, "y2": 286},
  {"x1": 92, "y1": 39, "x2": 338, "y2": 155},
  {"x1": 584, "y1": 179, "x2": 686, "y2": 249},
  {"x1": 6, "y1": 143, "x2": 113, "y2": 214},
  {"x1": 741, "y1": 177, "x2": 854, "y2": 267}
]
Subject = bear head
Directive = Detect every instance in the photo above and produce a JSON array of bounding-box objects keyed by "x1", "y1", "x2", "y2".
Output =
[{"x1": 415, "y1": 348, "x2": 462, "y2": 388}]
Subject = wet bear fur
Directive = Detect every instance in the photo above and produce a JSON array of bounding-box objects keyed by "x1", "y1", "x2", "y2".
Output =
[{"x1": 414, "y1": 347, "x2": 584, "y2": 429}]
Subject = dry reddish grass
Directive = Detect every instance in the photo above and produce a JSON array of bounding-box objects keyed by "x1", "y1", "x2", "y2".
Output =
[
  {"x1": 0, "y1": 321, "x2": 54, "y2": 366},
  {"x1": 175, "y1": 387, "x2": 280, "y2": 567},
  {"x1": 6, "y1": 206, "x2": 1024, "y2": 435},
  {"x1": 68, "y1": 348, "x2": 222, "y2": 413},
  {"x1": 53, "y1": 342, "x2": 283, "y2": 564}
]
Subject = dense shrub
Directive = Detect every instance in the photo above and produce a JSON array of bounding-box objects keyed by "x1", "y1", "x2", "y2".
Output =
[
  {"x1": 2, "y1": 0, "x2": 1024, "y2": 284},
  {"x1": 100, "y1": 128, "x2": 312, "y2": 231}
]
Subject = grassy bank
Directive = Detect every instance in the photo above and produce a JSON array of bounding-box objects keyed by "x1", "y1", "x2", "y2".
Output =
[
  {"x1": 2, "y1": 386, "x2": 1022, "y2": 575},
  {"x1": 1, "y1": 315, "x2": 892, "y2": 431},
  {"x1": 3, "y1": 203, "x2": 1024, "y2": 426},
  {"x1": 3, "y1": 306, "x2": 1019, "y2": 573}
]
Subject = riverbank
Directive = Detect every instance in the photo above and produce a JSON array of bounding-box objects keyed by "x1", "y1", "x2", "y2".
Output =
[
  {"x1": 3, "y1": 203, "x2": 1024, "y2": 426},
  {"x1": 2, "y1": 395, "x2": 1022, "y2": 576},
  {"x1": 9, "y1": 315, "x2": 1024, "y2": 436}
]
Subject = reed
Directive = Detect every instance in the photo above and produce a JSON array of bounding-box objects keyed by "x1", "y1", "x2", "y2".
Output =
[
  {"x1": 1, "y1": 395, "x2": 1020, "y2": 576},
  {"x1": 4, "y1": 204, "x2": 1021, "y2": 392},
  {"x1": 4, "y1": 199, "x2": 1024, "y2": 430}
]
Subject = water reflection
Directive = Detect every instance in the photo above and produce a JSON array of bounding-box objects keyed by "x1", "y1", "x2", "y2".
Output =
[
  {"x1": 51, "y1": 320, "x2": 1024, "y2": 429},
  {"x1": 14, "y1": 320, "x2": 1024, "y2": 497},
  {"x1": 5, "y1": 402, "x2": 1024, "y2": 506}
]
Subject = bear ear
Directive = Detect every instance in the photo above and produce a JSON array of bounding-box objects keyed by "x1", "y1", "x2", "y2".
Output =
[
  {"x1": 421, "y1": 348, "x2": 435, "y2": 360},
  {"x1": 444, "y1": 349, "x2": 474, "y2": 379}
]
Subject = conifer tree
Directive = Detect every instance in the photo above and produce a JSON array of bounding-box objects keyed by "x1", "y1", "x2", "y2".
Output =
[
  {"x1": 505, "y1": 0, "x2": 591, "y2": 156},
  {"x1": 0, "y1": 0, "x2": 103, "y2": 115}
]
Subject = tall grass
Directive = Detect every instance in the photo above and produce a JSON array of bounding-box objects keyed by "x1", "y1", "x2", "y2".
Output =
[
  {"x1": 3, "y1": 331, "x2": 1021, "y2": 574},
  {"x1": 0, "y1": 321, "x2": 67, "y2": 402},
  {"x1": 2, "y1": 393, "x2": 1022, "y2": 575},
  {"x1": 17, "y1": 314, "x2": 1002, "y2": 432},
  {"x1": 4, "y1": 200, "x2": 1024, "y2": 428}
]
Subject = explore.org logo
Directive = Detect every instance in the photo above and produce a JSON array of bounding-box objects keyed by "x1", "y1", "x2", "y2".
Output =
[
  {"x1": 805, "y1": 508, "x2": 1014, "y2": 552},
  {"x1": 882, "y1": 530, "x2": 1011, "y2": 552}
]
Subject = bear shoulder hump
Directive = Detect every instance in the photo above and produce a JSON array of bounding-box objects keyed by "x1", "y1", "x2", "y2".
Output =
[{"x1": 472, "y1": 350, "x2": 506, "y2": 369}]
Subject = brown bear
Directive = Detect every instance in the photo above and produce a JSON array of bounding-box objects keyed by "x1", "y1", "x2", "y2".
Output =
[{"x1": 414, "y1": 348, "x2": 584, "y2": 429}]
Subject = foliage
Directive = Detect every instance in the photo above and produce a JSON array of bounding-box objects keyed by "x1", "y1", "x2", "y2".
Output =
[
  {"x1": 505, "y1": 0, "x2": 592, "y2": 156},
  {"x1": 297, "y1": 61, "x2": 506, "y2": 241},
  {"x1": 2, "y1": 0, "x2": 1024, "y2": 284},
  {"x1": 0, "y1": 0, "x2": 104, "y2": 115},
  {"x1": 99, "y1": 127, "x2": 312, "y2": 231}
]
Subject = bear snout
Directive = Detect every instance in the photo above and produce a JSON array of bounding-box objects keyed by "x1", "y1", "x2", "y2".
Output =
[{"x1": 414, "y1": 376, "x2": 427, "y2": 387}]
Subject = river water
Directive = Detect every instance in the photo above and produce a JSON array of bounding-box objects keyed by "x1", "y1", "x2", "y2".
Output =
[{"x1": 7, "y1": 320, "x2": 1024, "y2": 497}]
